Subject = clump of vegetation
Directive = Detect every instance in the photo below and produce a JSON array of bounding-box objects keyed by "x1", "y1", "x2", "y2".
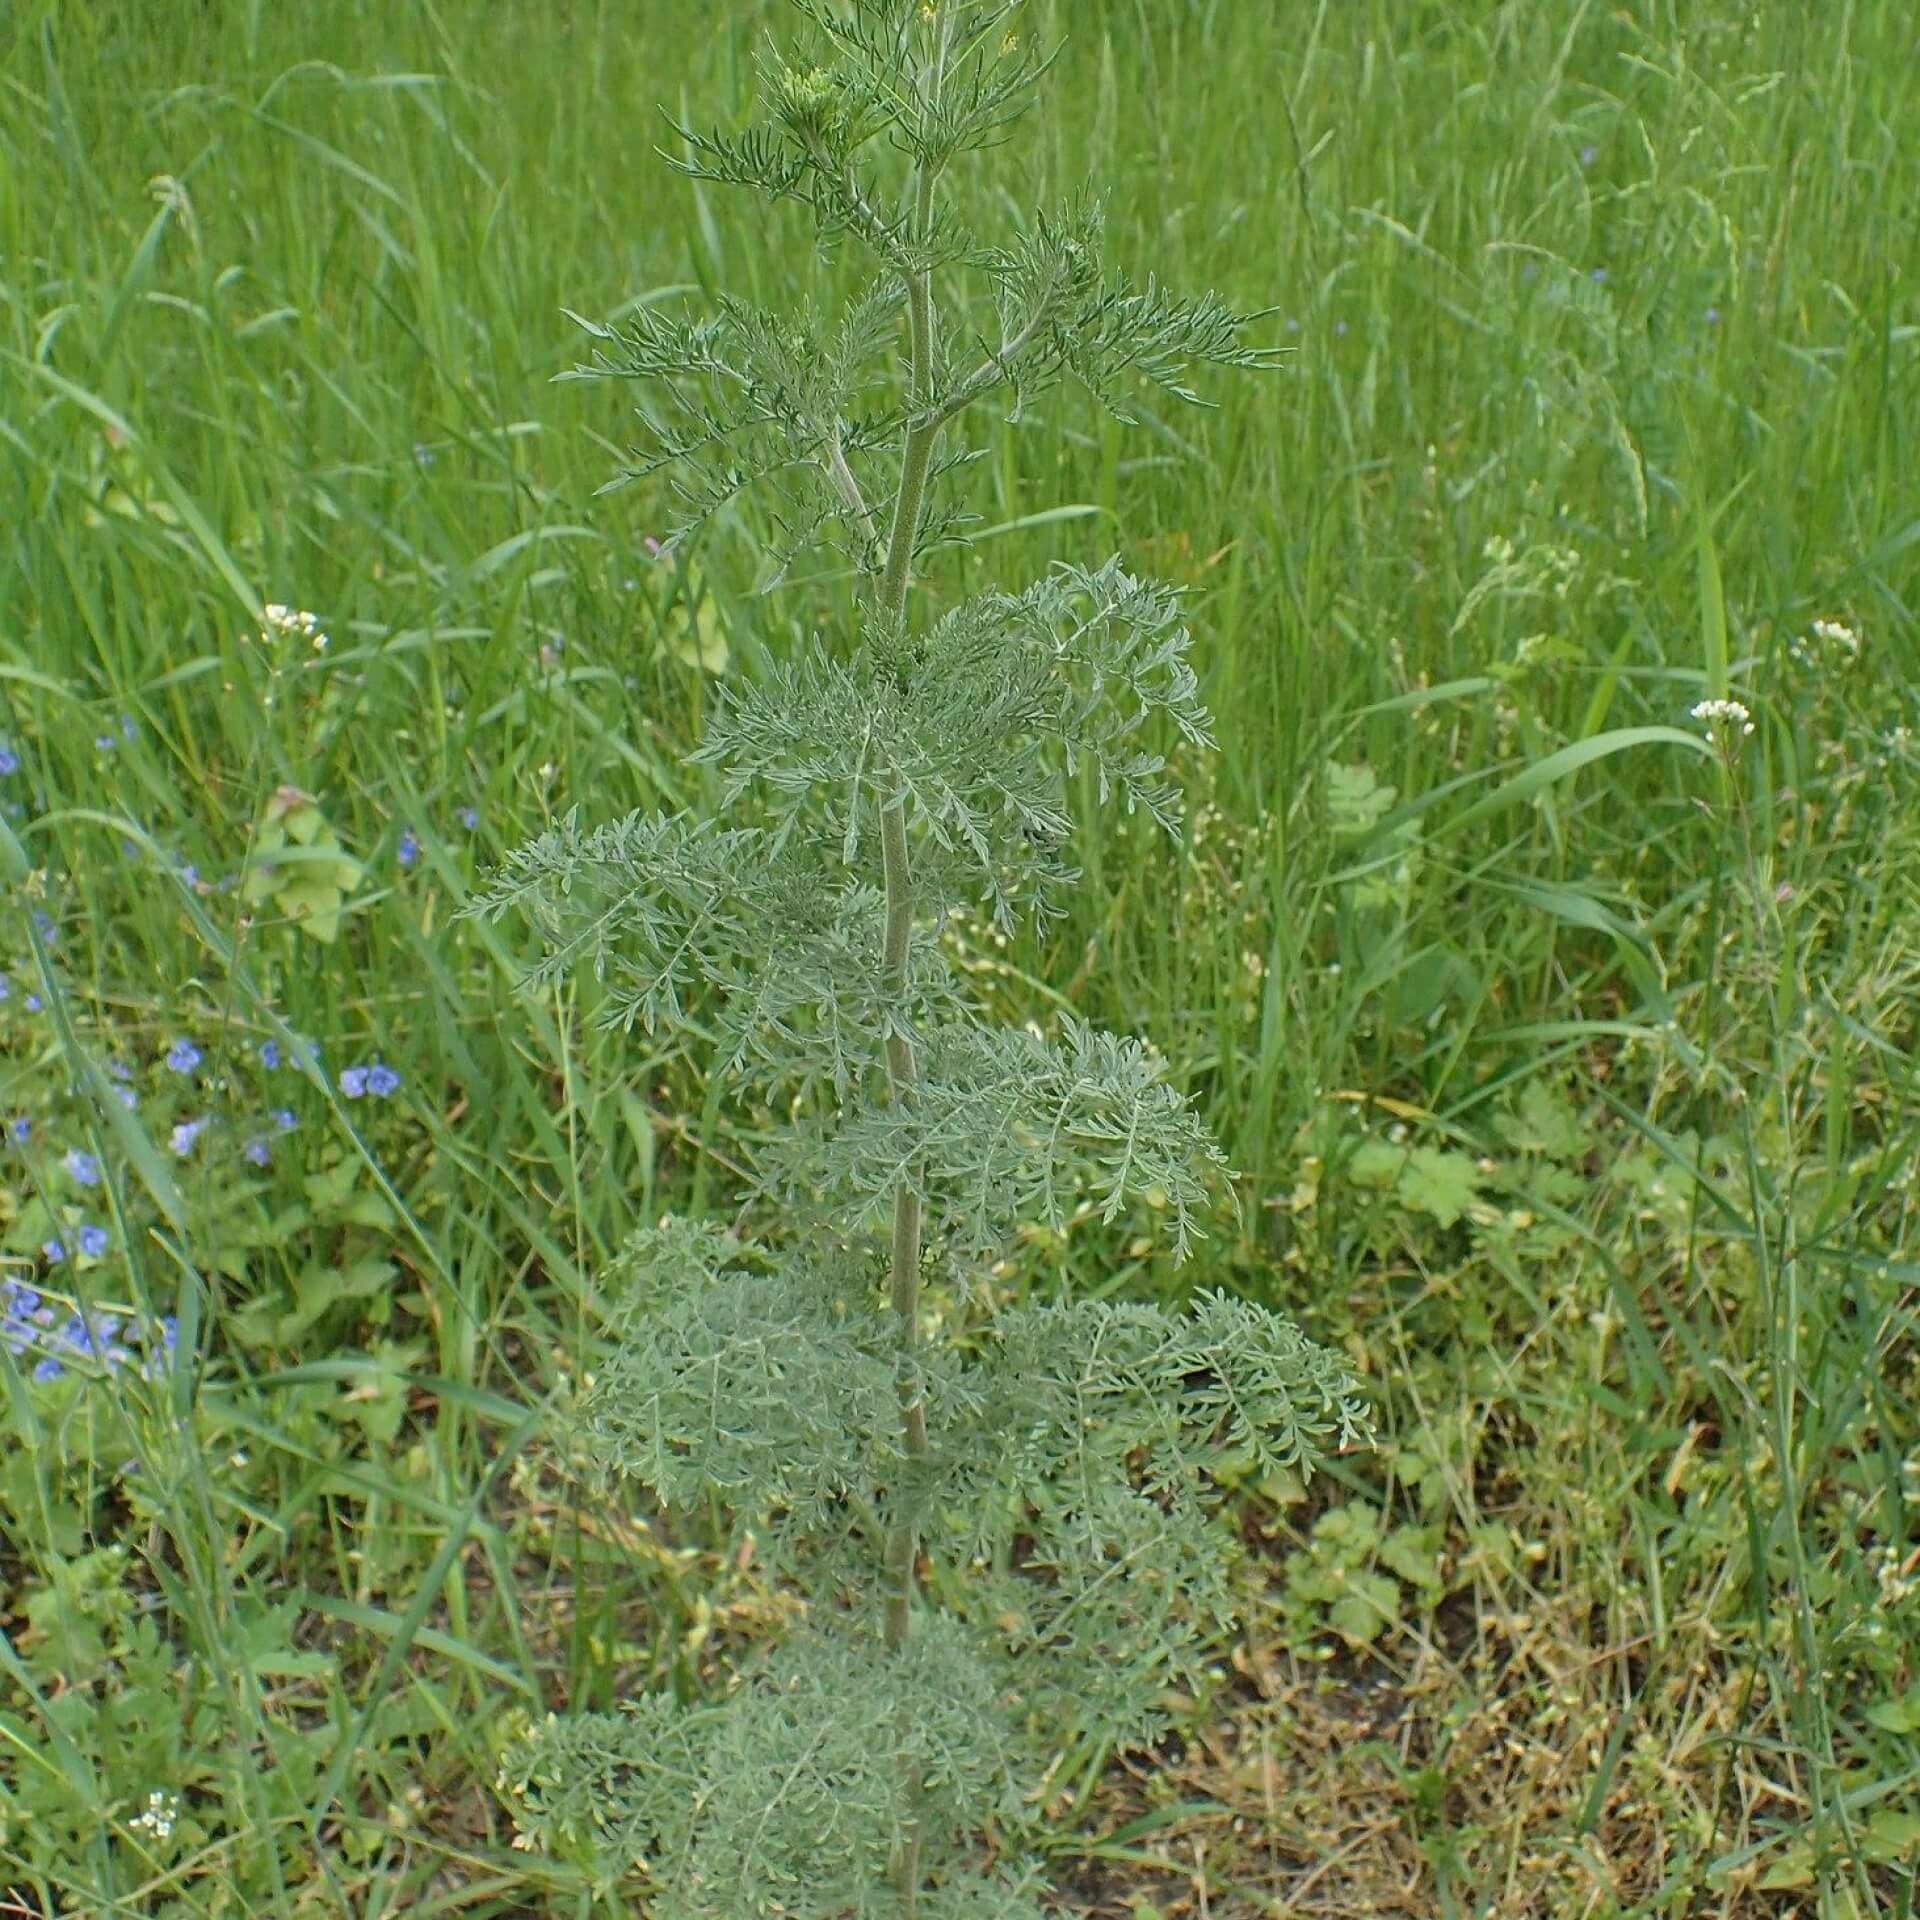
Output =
[{"x1": 464, "y1": 4, "x2": 1372, "y2": 1910}]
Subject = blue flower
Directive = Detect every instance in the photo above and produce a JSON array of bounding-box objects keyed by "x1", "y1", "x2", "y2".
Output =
[
  {"x1": 260, "y1": 1039, "x2": 281, "y2": 1070},
  {"x1": 243, "y1": 1138, "x2": 270, "y2": 1168},
  {"x1": 0, "y1": 745, "x2": 16, "y2": 775},
  {"x1": 42, "y1": 1238, "x2": 65, "y2": 1264},
  {"x1": 169, "y1": 1117, "x2": 208, "y2": 1156},
  {"x1": 0, "y1": 975, "x2": 9, "y2": 1001},
  {"x1": 456, "y1": 805, "x2": 479, "y2": 832},
  {"x1": 397, "y1": 829, "x2": 420, "y2": 869},
  {"x1": 64, "y1": 1149, "x2": 101, "y2": 1187},
  {"x1": 95, "y1": 734, "x2": 117, "y2": 753},
  {"x1": 32, "y1": 1356, "x2": 63, "y2": 1382},
  {"x1": 166, "y1": 1040, "x2": 203, "y2": 1074},
  {"x1": 8, "y1": 1117, "x2": 28, "y2": 1146},
  {"x1": 272, "y1": 1108, "x2": 297, "y2": 1132},
  {"x1": 338, "y1": 1059, "x2": 401, "y2": 1099},
  {"x1": 77, "y1": 1224, "x2": 110, "y2": 1259},
  {"x1": 24, "y1": 994, "x2": 40, "y2": 1013}
]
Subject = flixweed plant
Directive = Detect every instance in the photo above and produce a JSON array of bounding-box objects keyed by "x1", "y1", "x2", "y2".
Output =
[{"x1": 464, "y1": 5, "x2": 1373, "y2": 1914}]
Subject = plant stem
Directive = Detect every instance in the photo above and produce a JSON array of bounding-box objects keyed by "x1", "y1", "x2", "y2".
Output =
[
  {"x1": 878, "y1": 20, "x2": 954, "y2": 1912},
  {"x1": 879, "y1": 160, "x2": 939, "y2": 1659}
]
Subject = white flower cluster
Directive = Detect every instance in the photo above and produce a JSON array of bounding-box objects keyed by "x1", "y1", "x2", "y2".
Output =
[
  {"x1": 1870, "y1": 1542, "x2": 1919, "y2": 1610},
  {"x1": 263, "y1": 603, "x2": 329, "y2": 653},
  {"x1": 1790, "y1": 615, "x2": 1860, "y2": 667},
  {"x1": 1689, "y1": 697, "x2": 1754, "y2": 737},
  {"x1": 129, "y1": 1789, "x2": 179, "y2": 1839}
]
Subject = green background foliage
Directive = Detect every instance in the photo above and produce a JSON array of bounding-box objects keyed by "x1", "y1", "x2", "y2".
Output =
[{"x1": 1, "y1": 0, "x2": 1916, "y2": 1912}]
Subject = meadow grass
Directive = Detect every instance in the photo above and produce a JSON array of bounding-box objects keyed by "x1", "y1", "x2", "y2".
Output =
[{"x1": 2, "y1": 0, "x2": 1918, "y2": 1913}]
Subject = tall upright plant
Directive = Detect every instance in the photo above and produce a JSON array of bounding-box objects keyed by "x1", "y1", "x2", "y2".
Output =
[{"x1": 466, "y1": 6, "x2": 1372, "y2": 1913}]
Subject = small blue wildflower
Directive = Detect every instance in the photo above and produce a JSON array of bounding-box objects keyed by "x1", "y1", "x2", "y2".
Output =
[
  {"x1": 1590, "y1": 267, "x2": 1608, "y2": 283},
  {"x1": 365, "y1": 1062, "x2": 401, "y2": 1097},
  {"x1": 339, "y1": 1067, "x2": 369, "y2": 1098},
  {"x1": 397, "y1": 828, "x2": 420, "y2": 869},
  {"x1": 108, "y1": 1058, "x2": 132, "y2": 1081},
  {"x1": 272, "y1": 1108, "x2": 297, "y2": 1132},
  {"x1": 95, "y1": 734, "x2": 117, "y2": 753},
  {"x1": 0, "y1": 975, "x2": 8, "y2": 1001},
  {"x1": 33, "y1": 1356, "x2": 63, "y2": 1382},
  {"x1": 456, "y1": 805, "x2": 479, "y2": 832},
  {"x1": 65, "y1": 1149, "x2": 101, "y2": 1187},
  {"x1": 9, "y1": 1117, "x2": 28, "y2": 1145},
  {"x1": 166, "y1": 1040, "x2": 203, "y2": 1074},
  {"x1": 1579, "y1": 144, "x2": 1598, "y2": 166},
  {"x1": 169, "y1": 1117, "x2": 208, "y2": 1156},
  {"x1": 32, "y1": 911, "x2": 54, "y2": 942},
  {"x1": 181, "y1": 862, "x2": 201, "y2": 889},
  {"x1": 117, "y1": 1087, "x2": 137, "y2": 1111},
  {"x1": 1705, "y1": 305, "x2": 1720, "y2": 327},
  {"x1": 24, "y1": 994, "x2": 40, "y2": 1013},
  {"x1": 42, "y1": 1238, "x2": 65, "y2": 1264},
  {"x1": 243, "y1": 1138, "x2": 270, "y2": 1168},
  {"x1": 260, "y1": 1039, "x2": 281, "y2": 1070},
  {"x1": 78, "y1": 1223, "x2": 110, "y2": 1259},
  {"x1": 121, "y1": 714, "x2": 137, "y2": 742},
  {"x1": 58, "y1": 1313, "x2": 117, "y2": 1363},
  {"x1": 0, "y1": 745, "x2": 16, "y2": 775}
]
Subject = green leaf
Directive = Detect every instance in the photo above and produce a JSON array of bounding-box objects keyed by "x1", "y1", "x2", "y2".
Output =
[
  {"x1": 1756, "y1": 1841, "x2": 1815, "y2": 1891},
  {"x1": 1328, "y1": 1570, "x2": 1400, "y2": 1642},
  {"x1": 664, "y1": 586, "x2": 730, "y2": 674},
  {"x1": 1867, "y1": 1692, "x2": 1920, "y2": 1735},
  {"x1": 1441, "y1": 726, "x2": 1714, "y2": 836},
  {"x1": 1499, "y1": 1080, "x2": 1589, "y2": 1161},
  {"x1": 1347, "y1": 1140, "x2": 1483, "y2": 1228},
  {"x1": 1380, "y1": 1524, "x2": 1444, "y2": 1590},
  {"x1": 1325, "y1": 761, "x2": 1397, "y2": 836},
  {"x1": 1865, "y1": 1809, "x2": 1920, "y2": 1862}
]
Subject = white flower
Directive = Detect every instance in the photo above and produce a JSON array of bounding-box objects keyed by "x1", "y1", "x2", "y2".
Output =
[
  {"x1": 130, "y1": 1789, "x2": 179, "y2": 1840},
  {"x1": 1689, "y1": 697, "x2": 1754, "y2": 737},
  {"x1": 1810, "y1": 616, "x2": 1860, "y2": 656},
  {"x1": 261, "y1": 603, "x2": 329, "y2": 653}
]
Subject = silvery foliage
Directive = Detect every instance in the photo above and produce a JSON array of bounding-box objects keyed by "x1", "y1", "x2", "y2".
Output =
[{"x1": 462, "y1": 5, "x2": 1373, "y2": 1914}]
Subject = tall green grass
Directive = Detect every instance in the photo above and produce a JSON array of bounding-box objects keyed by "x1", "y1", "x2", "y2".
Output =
[{"x1": 2, "y1": 0, "x2": 1917, "y2": 1911}]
